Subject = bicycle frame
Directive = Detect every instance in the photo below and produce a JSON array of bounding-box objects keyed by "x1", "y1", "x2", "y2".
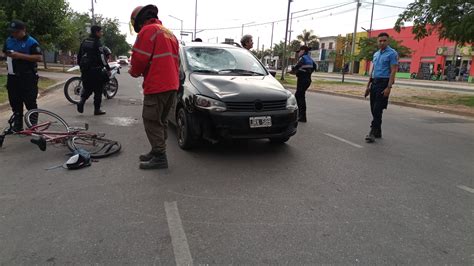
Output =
[{"x1": 0, "y1": 115, "x2": 98, "y2": 150}]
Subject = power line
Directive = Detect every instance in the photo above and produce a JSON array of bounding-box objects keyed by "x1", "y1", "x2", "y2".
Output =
[
  {"x1": 166, "y1": 1, "x2": 354, "y2": 32},
  {"x1": 361, "y1": 1, "x2": 406, "y2": 9}
]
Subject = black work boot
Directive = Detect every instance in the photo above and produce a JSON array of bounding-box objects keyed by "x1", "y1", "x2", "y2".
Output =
[
  {"x1": 94, "y1": 109, "x2": 106, "y2": 115},
  {"x1": 139, "y1": 151, "x2": 154, "y2": 162},
  {"x1": 365, "y1": 128, "x2": 376, "y2": 143},
  {"x1": 139, "y1": 152, "x2": 168, "y2": 169},
  {"x1": 298, "y1": 113, "x2": 307, "y2": 123},
  {"x1": 77, "y1": 98, "x2": 86, "y2": 113},
  {"x1": 13, "y1": 115, "x2": 23, "y2": 132},
  {"x1": 374, "y1": 128, "x2": 382, "y2": 139}
]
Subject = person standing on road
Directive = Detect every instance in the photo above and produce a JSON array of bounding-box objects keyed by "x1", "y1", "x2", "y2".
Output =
[
  {"x1": 241, "y1": 35, "x2": 253, "y2": 50},
  {"x1": 77, "y1": 25, "x2": 110, "y2": 116},
  {"x1": 2, "y1": 20, "x2": 42, "y2": 131},
  {"x1": 128, "y1": 4, "x2": 180, "y2": 170},
  {"x1": 292, "y1": 45, "x2": 316, "y2": 123},
  {"x1": 364, "y1": 32, "x2": 398, "y2": 143}
]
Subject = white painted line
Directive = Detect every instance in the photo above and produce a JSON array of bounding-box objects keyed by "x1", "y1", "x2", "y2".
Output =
[
  {"x1": 457, "y1": 185, "x2": 474, "y2": 194},
  {"x1": 164, "y1": 201, "x2": 193, "y2": 266},
  {"x1": 324, "y1": 133, "x2": 363, "y2": 149}
]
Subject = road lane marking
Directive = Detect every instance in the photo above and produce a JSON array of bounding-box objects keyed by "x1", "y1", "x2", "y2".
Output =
[
  {"x1": 164, "y1": 201, "x2": 193, "y2": 266},
  {"x1": 324, "y1": 133, "x2": 363, "y2": 149},
  {"x1": 457, "y1": 185, "x2": 474, "y2": 194}
]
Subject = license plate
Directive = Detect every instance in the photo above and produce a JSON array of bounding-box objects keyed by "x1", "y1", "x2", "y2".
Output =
[{"x1": 249, "y1": 116, "x2": 272, "y2": 128}]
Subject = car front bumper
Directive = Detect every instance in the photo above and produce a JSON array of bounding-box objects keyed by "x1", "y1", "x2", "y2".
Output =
[{"x1": 194, "y1": 109, "x2": 298, "y2": 140}]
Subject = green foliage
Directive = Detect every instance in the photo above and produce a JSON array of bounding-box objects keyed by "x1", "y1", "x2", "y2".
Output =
[
  {"x1": 395, "y1": 0, "x2": 474, "y2": 44},
  {"x1": 357, "y1": 37, "x2": 412, "y2": 61},
  {"x1": 296, "y1": 29, "x2": 318, "y2": 46},
  {"x1": 96, "y1": 17, "x2": 131, "y2": 57}
]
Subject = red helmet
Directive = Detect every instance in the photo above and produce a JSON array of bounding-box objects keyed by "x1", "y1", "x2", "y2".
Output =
[{"x1": 130, "y1": 5, "x2": 158, "y2": 33}]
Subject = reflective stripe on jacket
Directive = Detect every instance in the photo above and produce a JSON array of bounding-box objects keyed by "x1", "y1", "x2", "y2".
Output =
[{"x1": 130, "y1": 19, "x2": 180, "y2": 95}]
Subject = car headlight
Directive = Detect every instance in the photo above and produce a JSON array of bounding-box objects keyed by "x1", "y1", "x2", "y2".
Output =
[
  {"x1": 286, "y1": 94, "x2": 298, "y2": 111},
  {"x1": 194, "y1": 95, "x2": 227, "y2": 112}
]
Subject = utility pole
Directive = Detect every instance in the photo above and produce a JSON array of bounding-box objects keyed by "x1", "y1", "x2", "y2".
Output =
[
  {"x1": 257, "y1": 37, "x2": 260, "y2": 52},
  {"x1": 369, "y1": 0, "x2": 375, "y2": 37},
  {"x1": 350, "y1": 0, "x2": 361, "y2": 74},
  {"x1": 194, "y1": 0, "x2": 198, "y2": 39},
  {"x1": 280, "y1": 0, "x2": 292, "y2": 81},
  {"x1": 270, "y1": 22, "x2": 274, "y2": 53},
  {"x1": 288, "y1": 9, "x2": 308, "y2": 49},
  {"x1": 91, "y1": 0, "x2": 96, "y2": 24}
]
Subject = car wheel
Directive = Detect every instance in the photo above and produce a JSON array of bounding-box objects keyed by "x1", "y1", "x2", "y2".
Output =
[
  {"x1": 176, "y1": 107, "x2": 195, "y2": 150},
  {"x1": 269, "y1": 137, "x2": 290, "y2": 144}
]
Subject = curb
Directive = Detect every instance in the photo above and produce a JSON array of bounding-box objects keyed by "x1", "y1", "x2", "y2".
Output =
[
  {"x1": 0, "y1": 81, "x2": 66, "y2": 113},
  {"x1": 284, "y1": 85, "x2": 474, "y2": 118}
]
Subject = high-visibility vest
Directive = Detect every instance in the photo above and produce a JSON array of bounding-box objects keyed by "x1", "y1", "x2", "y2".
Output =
[{"x1": 130, "y1": 19, "x2": 180, "y2": 95}]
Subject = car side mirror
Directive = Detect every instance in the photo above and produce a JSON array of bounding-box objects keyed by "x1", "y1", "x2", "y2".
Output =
[
  {"x1": 269, "y1": 70, "x2": 277, "y2": 77},
  {"x1": 179, "y1": 70, "x2": 186, "y2": 84}
]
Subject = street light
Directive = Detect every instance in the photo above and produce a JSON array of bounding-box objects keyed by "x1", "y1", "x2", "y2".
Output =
[
  {"x1": 241, "y1": 21, "x2": 255, "y2": 37},
  {"x1": 194, "y1": 0, "x2": 198, "y2": 38},
  {"x1": 169, "y1": 15, "x2": 183, "y2": 40},
  {"x1": 288, "y1": 9, "x2": 308, "y2": 46},
  {"x1": 280, "y1": 0, "x2": 293, "y2": 81}
]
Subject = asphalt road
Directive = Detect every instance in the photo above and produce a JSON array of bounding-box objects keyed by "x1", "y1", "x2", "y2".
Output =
[{"x1": 0, "y1": 69, "x2": 473, "y2": 264}]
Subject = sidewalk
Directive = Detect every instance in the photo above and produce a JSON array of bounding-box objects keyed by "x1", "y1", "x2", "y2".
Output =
[
  {"x1": 0, "y1": 69, "x2": 73, "y2": 111},
  {"x1": 313, "y1": 72, "x2": 474, "y2": 94}
]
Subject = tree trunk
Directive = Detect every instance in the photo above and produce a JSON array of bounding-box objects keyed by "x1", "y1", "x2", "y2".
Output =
[{"x1": 42, "y1": 53, "x2": 48, "y2": 69}]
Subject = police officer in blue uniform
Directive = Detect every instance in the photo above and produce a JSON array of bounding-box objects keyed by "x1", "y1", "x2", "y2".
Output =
[
  {"x1": 292, "y1": 45, "x2": 316, "y2": 122},
  {"x1": 77, "y1": 25, "x2": 110, "y2": 115},
  {"x1": 364, "y1": 32, "x2": 398, "y2": 143},
  {"x1": 2, "y1": 20, "x2": 42, "y2": 131}
]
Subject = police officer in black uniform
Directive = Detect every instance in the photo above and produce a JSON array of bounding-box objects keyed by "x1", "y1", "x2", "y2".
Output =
[
  {"x1": 2, "y1": 20, "x2": 42, "y2": 131},
  {"x1": 292, "y1": 45, "x2": 316, "y2": 122},
  {"x1": 77, "y1": 25, "x2": 110, "y2": 115}
]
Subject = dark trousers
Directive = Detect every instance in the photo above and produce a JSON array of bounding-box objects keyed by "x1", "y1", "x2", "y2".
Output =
[
  {"x1": 7, "y1": 73, "x2": 39, "y2": 128},
  {"x1": 295, "y1": 74, "x2": 312, "y2": 118},
  {"x1": 142, "y1": 91, "x2": 177, "y2": 154},
  {"x1": 370, "y1": 78, "x2": 389, "y2": 130},
  {"x1": 81, "y1": 68, "x2": 106, "y2": 110}
]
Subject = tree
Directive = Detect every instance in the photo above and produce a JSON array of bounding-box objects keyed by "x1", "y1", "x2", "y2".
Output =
[
  {"x1": 289, "y1": 40, "x2": 301, "y2": 52},
  {"x1": 357, "y1": 37, "x2": 412, "y2": 62},
  {"x1": 297, "y1": 29, "x2": 318, "y2": 46},
  {"x1": 1, "y1": 0, "x2": 70, "y2": 68},
  {"x1": 95, "y1": 16, "x2": 131, "y2": 57},
  {"x1": 394, "y1": 0, "x2": 474, "y2": 44}
]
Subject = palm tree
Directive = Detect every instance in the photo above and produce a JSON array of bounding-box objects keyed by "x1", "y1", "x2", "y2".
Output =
[{"x1": 297, "y1": 29, "x2": 319, "y2": 46}]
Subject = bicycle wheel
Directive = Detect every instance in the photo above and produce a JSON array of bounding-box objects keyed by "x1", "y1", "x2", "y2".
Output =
[
  {"x1": 67, "y1": 135, "x2": 121, "y2": 158},
  {"x1": 104, "y1": 77, "x2": 118, "y2": 99},
  {"x1": 64, "y1": 77, "x2": 83, "y2": 104},
  {"x1": 24, "y1": 109, "x2": 70, "y2": 133}
]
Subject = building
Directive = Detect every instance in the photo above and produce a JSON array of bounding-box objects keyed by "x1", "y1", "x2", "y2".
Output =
[
  {"x1": 312, "y1": 36, "x2": 337, "y2": 72},
  {"x1": 360, "y1": 26, "x2": 474, "y2": 82}
]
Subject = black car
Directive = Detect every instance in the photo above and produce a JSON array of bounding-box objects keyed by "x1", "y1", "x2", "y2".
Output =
[{"x1": 170, "y1": 42, "x2": 298, "y2": 149}]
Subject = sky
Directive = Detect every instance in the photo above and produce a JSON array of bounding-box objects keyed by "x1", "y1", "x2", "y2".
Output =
[{"x1": 68, "y1": 0, "x2": 414, "y2": 49}]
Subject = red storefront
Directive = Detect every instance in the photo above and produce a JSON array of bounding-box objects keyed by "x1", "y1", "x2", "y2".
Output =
[{"x1": 369, "y1": 26, "x2": 474, "y2": 82}]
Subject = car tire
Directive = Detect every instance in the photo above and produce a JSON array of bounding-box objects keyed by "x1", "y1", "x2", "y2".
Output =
[
  {"x1": 176, "y1": 107, "x2": 195, "y2": 150},
  {"x1": 269, "y1": 137, "x2": 290, "y2": 144}
]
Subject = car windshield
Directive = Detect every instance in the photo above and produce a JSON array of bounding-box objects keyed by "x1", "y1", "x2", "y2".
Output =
[{"x1": 184, "y1": 46, "x2": 267, "y2": 76}]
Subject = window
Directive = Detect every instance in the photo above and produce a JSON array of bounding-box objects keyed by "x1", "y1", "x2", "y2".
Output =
[
  {"x1": 328, "y1": 42, "x2": 333, "y2": 50},
  {"x1": 321, "y1": 43, "x2": 326, "y2": 49},
  {"x1": 398, "y1": 62, "x2": 411, "y2": 73}
]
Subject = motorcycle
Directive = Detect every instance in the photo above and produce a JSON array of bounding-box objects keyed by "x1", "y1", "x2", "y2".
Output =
[{"x1": 64, "y1": 62, "x2": 121, "y2": 104}]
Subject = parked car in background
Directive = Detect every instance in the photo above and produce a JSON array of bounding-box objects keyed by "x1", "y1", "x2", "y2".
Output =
[
  {"x1": 169, "y1": 42, "x2": 299, "y2": 150},
  {"x1": 117, "y1": 56, "x2": 129, "y2": 65}
]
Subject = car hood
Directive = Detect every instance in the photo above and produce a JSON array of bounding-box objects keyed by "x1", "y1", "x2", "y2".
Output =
[{"x1": 189, "y1": 74, "x2": 290, "y2": 102}]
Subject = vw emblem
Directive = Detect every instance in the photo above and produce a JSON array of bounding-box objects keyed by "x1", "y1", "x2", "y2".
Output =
[{"x1": 254, "y1": 101, "x2": 263, "y2": 111}]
